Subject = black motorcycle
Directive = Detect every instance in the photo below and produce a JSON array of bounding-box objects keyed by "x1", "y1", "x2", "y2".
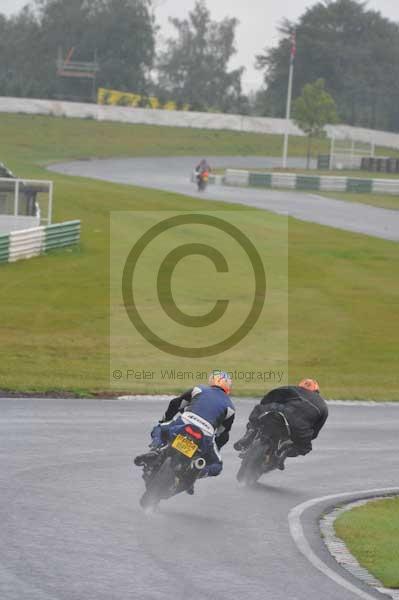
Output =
[
  {"x1": 236, "y1": 411, "x2": 293, "y2": 486},
  {"x1": 137, "y1": 423, "x2": 207, "y2": 511}
]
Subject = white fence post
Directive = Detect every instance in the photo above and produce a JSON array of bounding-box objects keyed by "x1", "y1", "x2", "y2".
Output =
[
  {"x1": 14, "y1": 180, "x2": 19, "y2": 216},
  {"x1": 48, "y1": 181, "x2": 53, "y2": 225}
]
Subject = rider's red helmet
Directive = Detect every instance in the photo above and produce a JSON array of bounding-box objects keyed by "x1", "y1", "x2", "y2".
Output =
[
  {"x1": 298, "y1": 378, "x2": 320, "y2": 393},
  {"x1": 209, "y1": 370, "x2": 232, "y2": 394}
]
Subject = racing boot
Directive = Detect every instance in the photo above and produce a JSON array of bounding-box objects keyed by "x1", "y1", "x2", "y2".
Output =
[
  {"x1": 186, "y1": 484, "x2": 195, "y2": 495},
  {"x1": 134, "y1": 450, "x2": 160, "y2": 467},
  {"x1": 275, "y1": 453, "x2": 286, "y2": 471},
  {"x1": 274, "y1": 440, "x2": 294, "y2": 471},
  {"x1": 233, "y1": 427, "x2": 257, "y2": 451}
]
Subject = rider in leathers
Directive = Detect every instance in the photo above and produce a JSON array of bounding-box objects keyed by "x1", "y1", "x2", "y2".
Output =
[
  {"x1": 234, "y1": 379, "x2": 328, "y2": 469},
  {"x1": 135, "y1": 370, "x2": 235, "y2": 479}
]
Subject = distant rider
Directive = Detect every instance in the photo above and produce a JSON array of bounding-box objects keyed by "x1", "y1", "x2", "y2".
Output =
[
  {"x1": 134, "y1": 370, "x2": 235, "y2": 487},
  {"x1": 234, "y1": 379, "x2": 328, "y2": 470},
  {"x1": 195, "y1": 158, "x2": 211, "y2": 175}
]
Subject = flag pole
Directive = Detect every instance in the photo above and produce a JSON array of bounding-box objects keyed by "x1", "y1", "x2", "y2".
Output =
[{"x1": 282, "y1": 30, "x2": 296, "y2": 169}]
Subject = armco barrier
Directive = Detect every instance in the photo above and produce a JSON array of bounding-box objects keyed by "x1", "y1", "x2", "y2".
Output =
[
  {"x1": 222, "y1": 170, "x2": 399, "y2": 196},
  {"x1": 296, "y1": 175, "x2": 320, "y2": 191},
  {"x1": 248, "y1": 172, "x2": 272, "y2": 187},
  {"x1": 9, "y1": 227, "x2": 45, "y2": 262},
  {"x1": 226, "y1": 169, "x2": 250, "y2": 187},
  {"x1": 320, "y1": 177, "x2": 347, "y2": 192},
  {"x1": 0, "y1": 233, "x2": 9, "y2": 263},
  {"x1": 271, "y1": 173, "x2": 296, "y2": 190},
  {"x1": 45, "y1": 220, "x2": 81, "y2": 251},
  {"x1": 346, "y1": 178, "x2": 373, "y2": 193},
  {"x1": 0, "y1": 220, "x2": 80, "y2": 264}
]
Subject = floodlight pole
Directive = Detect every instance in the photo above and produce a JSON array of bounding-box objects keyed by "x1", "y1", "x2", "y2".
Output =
[{"x1": 282, "y1": 32, "x2": 296, "y2": 169}]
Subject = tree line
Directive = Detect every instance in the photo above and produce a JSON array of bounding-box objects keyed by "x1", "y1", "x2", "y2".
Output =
[
  {"x1": 257, "y1": 0, "x2": 399, "y2": 131},
  {"x1": 1, "y1": 0, "x2": 399, "y2": 131}
]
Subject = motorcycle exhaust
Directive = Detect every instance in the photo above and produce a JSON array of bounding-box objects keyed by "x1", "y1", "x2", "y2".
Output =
[{"x1": 192, "y1": 457, "x2": 206, "y2": 470}]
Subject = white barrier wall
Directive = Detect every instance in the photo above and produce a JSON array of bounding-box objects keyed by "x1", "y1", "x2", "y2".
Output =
[
  {"x1": 0, "y1": 220, "x2": 81, "y2": 264},
  {"x1": 3, "y1": 96, "x2": 399, "y2": 149},
  {"x1": 9, "y1": 226, "x2": 45, "y2": 262},
  {"x1": 0, "y1": 215, "x2": 40, "y2": 235},
  {"x1": 0, "y1": 97, "x2": 303, "y2": 136},
  {"x1": 222, "y1": 169, "x2": 399, "y2": 196}
]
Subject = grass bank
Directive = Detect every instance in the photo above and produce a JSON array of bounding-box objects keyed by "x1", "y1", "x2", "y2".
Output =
[
  {"x1": 0, "y1": 113, "x2": 398, "y2": 398},
  {"x1": 318, "y1": 191, "x2": 399, "y2": 211},
  {"x1": 0, "y1": 113, "x2": 328, "y2": 175},
  {"x1": 335, "y1": 497, "x2": 399, "y2": 588}
]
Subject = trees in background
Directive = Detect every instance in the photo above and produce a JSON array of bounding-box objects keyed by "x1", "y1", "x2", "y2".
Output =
[
  {"x1": 3, "y1": 0, "x2": 399, "y2": 131},
  {"x1": 156, "y1": 0, "x2": 245, "y2": 113},
  {"x1": 0, "y1": 0, "x2": 246, "y2": 112},
  {"x1": 0, "y1": 0, "x2": 156, "y2": 100},
  {"x1": 0, "y1": 6, "x2": 44, "y2": 98},
  {"x1": 293, "y1": 79, "x2": 338, "y2": 168},
  {"x1": 256, "y1": 0, "x2": 399, "y2": 131}
]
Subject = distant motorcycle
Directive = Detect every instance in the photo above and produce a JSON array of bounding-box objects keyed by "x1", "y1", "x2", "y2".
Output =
[
  {"x1": 195, "y1": 169, "x2": 209, "y2": 191},
  {"x1": 236, "y1": 411, "x2": 293, "y2": 486},
  {"x1": 137, "y1": 422, "x2": 208, "y2": 511}
]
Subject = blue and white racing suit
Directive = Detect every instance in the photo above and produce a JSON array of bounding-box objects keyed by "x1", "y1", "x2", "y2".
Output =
[{"x1": 151, "y1": 385, "x2": 235, "y2": 477}]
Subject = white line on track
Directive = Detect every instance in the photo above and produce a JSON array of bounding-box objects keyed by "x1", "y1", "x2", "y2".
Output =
[
  {"x1": 288, "y1": 487, "x2": 399, "y2": 600},
  {"x1": 118, "y1": 396, "x2": 399, "y2": 406}
]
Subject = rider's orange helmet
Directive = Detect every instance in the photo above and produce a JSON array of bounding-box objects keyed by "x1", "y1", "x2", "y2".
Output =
[
  {"x1": 298, "y1": 378, "x2": 320, "y2": 393},
  {"x1": 209, "y1": 370, "x2": 232, "y2": 394}
]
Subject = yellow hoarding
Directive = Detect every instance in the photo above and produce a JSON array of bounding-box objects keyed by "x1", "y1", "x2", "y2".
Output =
[{"x1": 97, "y1": 88, "x2": 190, "y2": 111}]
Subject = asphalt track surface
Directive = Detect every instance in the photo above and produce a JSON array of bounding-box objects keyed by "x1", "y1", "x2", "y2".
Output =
[
  {"x1": 1, "y1": 397, "x2": 398, "y2": 600},
  {"x1": 50, "y1": 156, "x2": 399, "y2": 241},
  {"x1": 7, "y1": 157, "x2": 394, "y2": 599}
]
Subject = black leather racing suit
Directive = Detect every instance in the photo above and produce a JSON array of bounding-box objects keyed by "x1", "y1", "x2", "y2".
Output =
[{"x1": 247, "y1": 386, "x2": 328, "y2": 456}]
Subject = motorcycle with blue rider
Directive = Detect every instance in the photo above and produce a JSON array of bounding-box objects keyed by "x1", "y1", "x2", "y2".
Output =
[{"x1": 134, "y1": 370, "x2": 235, "y2": 511}]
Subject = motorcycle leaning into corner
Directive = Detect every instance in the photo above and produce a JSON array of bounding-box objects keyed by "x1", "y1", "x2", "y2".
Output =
[
  {"x1": 135, "y1": 415, "x2": 215, "y2": 511},
  {"x1": 236, "y1": 410, "x2": 293, "y2": 486}
]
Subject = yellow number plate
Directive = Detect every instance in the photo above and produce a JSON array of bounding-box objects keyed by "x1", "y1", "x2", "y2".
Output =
[{"x1": 172, "y1": 434, "x2": 198, "y2": 458}]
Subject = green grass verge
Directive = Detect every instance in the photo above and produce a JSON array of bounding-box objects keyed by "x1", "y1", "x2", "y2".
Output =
[
  {"x1": 318, "y1": 191, "x2": 399, "y2": 211},
  {"x1": 0, "y1": 113, "x2": 331, "y2": 175},
  {"x1": 335, "y1": 498, "x2": 399, "y2": 588},
  {"x1": 0, "y1": 113, "x2": 398, "y2": 398}
]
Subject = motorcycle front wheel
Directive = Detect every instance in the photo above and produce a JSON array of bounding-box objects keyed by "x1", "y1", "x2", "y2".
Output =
[
  {"x1": 236, "y1": 441, "x2": 271, "y2": 486},
  {"x1": 140, "y1": 456, "x2": 175, "y2": 510}
]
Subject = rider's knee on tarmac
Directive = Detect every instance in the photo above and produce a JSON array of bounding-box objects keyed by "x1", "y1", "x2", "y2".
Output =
[{"x1": 150, "y1": 424, "x2": 163, "y2": 448}]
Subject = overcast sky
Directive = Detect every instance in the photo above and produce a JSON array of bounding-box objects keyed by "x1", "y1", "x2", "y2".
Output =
[{"x1": 1, "y1": 0, "x2": 399, "y2": 91}]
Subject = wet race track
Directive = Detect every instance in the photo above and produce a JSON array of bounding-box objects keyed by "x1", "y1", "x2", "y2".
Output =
[
  {"x1": 1, "y1": 397, "x2": 398, "y2": 600},
  {"x1": 50, "y1": 156, "x2": 399, "y2": 241},
  {"x1": 2, "y1": 157, "x2": 398, "y2": 598}
]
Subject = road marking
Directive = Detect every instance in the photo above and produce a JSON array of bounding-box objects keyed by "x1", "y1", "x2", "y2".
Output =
[
  {"x1": 118, "y1": 396, "x2": 399, "y2": 406},
  {"x1": 288, "y1": 487, "x2": 399, "y2": 600}
]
